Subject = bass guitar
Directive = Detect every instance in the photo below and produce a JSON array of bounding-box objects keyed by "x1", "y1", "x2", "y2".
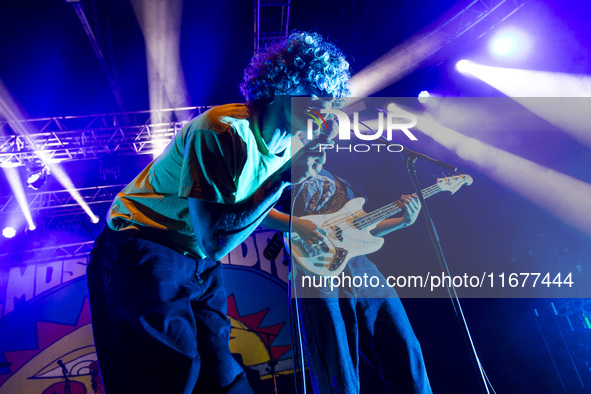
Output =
[{"x1": 289, "y1": 174, "x2": 473, "y2": 276}]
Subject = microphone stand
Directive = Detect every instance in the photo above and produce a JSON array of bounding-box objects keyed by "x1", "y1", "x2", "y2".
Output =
[
  {"x1": 57, "y1": 360, "x2": 72, "y2": 394},
  {"x1": 353, "y1": 120, "x2": 492, "y2": 393},
  {"x1": 402, "y1": 150, "x2": 491, "y2": 394},
  {"x1": 231, "y1": 325, "x2": 281, "y2": 394}
]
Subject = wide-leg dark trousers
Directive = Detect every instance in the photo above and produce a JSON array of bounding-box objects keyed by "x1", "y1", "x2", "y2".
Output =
[
  {"x1": 87, "y1": 226, "x2": 252, "y2": 393},
  {"x1": 297, "y1": 256, "x2": 432, "y2": 394}
]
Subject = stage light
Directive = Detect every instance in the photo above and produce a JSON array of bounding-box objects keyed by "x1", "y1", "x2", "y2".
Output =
[
  {"x1": 29, "y1": 224, "x2": 36, "y2": 231},
  {"x1": 455, "y1": 59, "x2": 474, "y2": 74},
  {"x1": 26, "y1": 161, "x2": 50, "y2": 190},
  {"x1": 1, "y1": 78, "x2": 99, "y2": 224},
  {"x1": 418, "y1": 91, "x2": 430, "y2": 103},
  {"x1": 99, "y1": 152, "x2": 121, "y2": 181},
  {"x1": 489, "y1": 28, "x2": 532, "y2": 60},
  {"x1": 2, "y1": 227, "x2": 16, "y2": 239},
  {"x1": 492, "y1": 36, "x2": 517, "y2": 57},
  {"x1": 91, "y1": 216, "x2": 100, "y2": 224}
]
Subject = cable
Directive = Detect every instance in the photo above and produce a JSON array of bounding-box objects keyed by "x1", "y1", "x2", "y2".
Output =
[{"x1": 288, "y1": 184, "x2": 307, "y2": 394}]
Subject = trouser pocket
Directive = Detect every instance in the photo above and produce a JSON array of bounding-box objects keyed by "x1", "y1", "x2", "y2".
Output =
[{"x1": 89, "y1": 227, "x2": 136, "y2": 282}]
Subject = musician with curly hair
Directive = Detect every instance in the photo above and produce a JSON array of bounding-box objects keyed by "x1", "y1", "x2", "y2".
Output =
[{"x1": 86, "y1": 31, "x2": 350, "y2": 393}]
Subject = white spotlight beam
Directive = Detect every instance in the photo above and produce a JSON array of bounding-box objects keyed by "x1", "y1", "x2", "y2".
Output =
[
  {"x1": 415, "y1": 114, "x2": 591, "y2": 238},
  {"x1": 0, "y1": 89, "x2": 35, "y2": 230},
  {"x1": 2, "y1": 167, "x2": 35, "y2": 230},
  {"x1": 131, "y1": 0, "x2": 189, "y2": 158},
  {"x1": 349, "y1": 0, "x2": 526, "y2": 98},
  {"x1": 459, "y1": 62, "x2": 591, "y2": 148},
  {"x1": 0, "y1": 79, "x2": 99, "y2": 223}
]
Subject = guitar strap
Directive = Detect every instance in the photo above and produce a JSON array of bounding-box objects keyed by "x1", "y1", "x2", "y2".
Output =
[{"x1": 332, "y1": 173, "x2": 368, "y2": 202}]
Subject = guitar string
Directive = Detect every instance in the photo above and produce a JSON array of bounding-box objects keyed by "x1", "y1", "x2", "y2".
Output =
[
  {"x1": 346, "y1": 185, "x2": 439, "y2": 231},
  {"x1": 324, "y1": 184, "x2": 441, "y2": 239},
  {"x1": 327, "y1": 184, "x2": 440, "y2": 230},
  {"x1": 305, "y1": 177, "x2": 465, "y2": 253},
  {"x1": 308, "y1": 184, "x2": 441, "y2": 253},
  {"x1": 355, "y1": 184, "x2": 441, "y2": 229}
]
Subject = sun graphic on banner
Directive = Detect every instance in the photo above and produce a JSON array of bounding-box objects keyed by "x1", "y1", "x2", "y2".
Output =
[{"x1": 227, "y1": 294, "x2": 290, "y2": 377}]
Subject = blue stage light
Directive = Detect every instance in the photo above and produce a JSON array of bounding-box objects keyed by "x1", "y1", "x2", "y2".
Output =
[{"x1": 418, "y1": 90, "x2": 430, "y2": 103}]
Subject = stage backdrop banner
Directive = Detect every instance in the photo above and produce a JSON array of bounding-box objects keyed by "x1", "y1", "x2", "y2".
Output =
[{"x1": 0, "y1": 229, "x2": 290, "y2": 393}]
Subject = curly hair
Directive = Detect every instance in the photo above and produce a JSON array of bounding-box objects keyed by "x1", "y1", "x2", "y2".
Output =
[{"x1": 240, "y1": 31, "x2": 351, "y2": 105}]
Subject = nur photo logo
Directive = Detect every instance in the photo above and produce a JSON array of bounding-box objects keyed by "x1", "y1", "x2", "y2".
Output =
[{"x1": 305, "y1": 103, "x2": 419, "y2": 153}]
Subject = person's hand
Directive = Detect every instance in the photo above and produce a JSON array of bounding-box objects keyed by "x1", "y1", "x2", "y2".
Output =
[
  {"x1": 292, "y1": 217, "x2": 326, "y2": 245},
  {"x1": 401, "y1": 194, "x2": 421, "y2": 226},
  {"x1": 289, "y1": 136, "x2": 331, "y2": 184}
]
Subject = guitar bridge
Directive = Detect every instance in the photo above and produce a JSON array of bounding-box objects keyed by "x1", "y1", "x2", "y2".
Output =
[{"x1": 293, "y1": 238, "x2": 321, "y2": 258}]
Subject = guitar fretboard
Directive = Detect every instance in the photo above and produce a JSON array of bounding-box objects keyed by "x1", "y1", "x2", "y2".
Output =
[{"x1": 352, "y1": 184, "x2": 442, "y2": 230}]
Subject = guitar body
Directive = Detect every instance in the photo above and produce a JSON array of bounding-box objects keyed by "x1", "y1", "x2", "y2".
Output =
[{"x1": 289, "y1": 198, "x2": 384, "y2": 276}]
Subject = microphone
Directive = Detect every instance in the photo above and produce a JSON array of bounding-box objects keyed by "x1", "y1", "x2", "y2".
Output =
[{"x1": 402, "y1": 147, "x2": 458, "y2": 172}]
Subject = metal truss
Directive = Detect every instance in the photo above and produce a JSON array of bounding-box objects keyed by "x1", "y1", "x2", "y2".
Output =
[
  {"x1": 0, "y1": 185, "x2": 122, "y2": 234},
  {"x1": 0, "y1": 184, "x2": 124, "y2": 214},
  {"x1": 429, "y1": 0, "x2": 527, "y2": 56},
  {"x1": 0, "y1": 227, "x2": 275, "y2": 264},
  {"x1": 0, "y1": 106, "x2": 209, "y2": 167},
  {"x1": 415, "y1": 0, "x2": 527, "y2": 68},
  {"x1": 254, "y1": 0, "x2": 291, "y2": 53},
  {"x1": 364, "y1": 0, "x2": 527, "y2": 83},
  {"x1": 0, "y1": 240, "x2": 94, "y2": 265}
]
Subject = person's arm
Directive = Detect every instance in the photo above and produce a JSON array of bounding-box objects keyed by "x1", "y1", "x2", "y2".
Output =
[
  {"x1": 260, "y1": 208, "x2": 290, "y2": 232},
  {"x1": 189, "y1": 170, "x2": 289, "y2": 260},
  {"x1": 261, "y1": 208, "x2": 325, "y2": 245},
  {"x1": 371, "y1": 194, "x2": 421, "y2": 237},
  {"x1": 262, "y1": 194, "x2": 421, "y2": 248},
  {"x1": 189, "y1": 140, "x2": 326, "y2": 260}
]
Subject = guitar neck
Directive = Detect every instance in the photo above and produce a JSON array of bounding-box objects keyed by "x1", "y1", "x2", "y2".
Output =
[{"x1": 355, "y1": 183, "x2": 442, "y2": 230}]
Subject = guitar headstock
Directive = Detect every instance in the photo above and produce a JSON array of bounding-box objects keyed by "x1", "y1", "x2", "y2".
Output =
[{"x1": 437, "y1": 174, "x2": 473, "y2": 194}]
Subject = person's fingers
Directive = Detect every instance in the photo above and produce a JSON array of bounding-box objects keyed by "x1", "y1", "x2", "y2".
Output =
[
  {"x1": 401, "y1": 196, "x2": 412, "y2": 210},
  {"x1": 401, "y1": 194, "x2": 421, "y2": 211}
]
